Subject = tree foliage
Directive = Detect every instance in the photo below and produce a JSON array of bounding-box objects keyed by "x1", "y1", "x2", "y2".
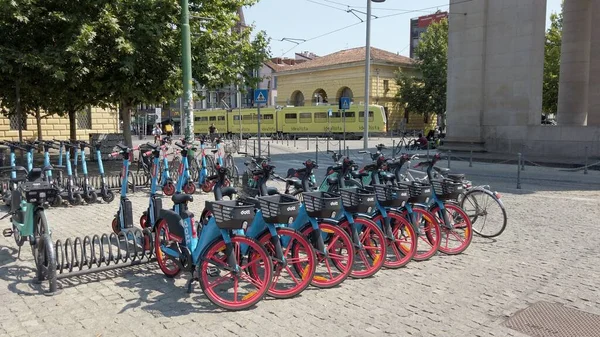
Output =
[
  {"x1": 0, "y1": 0, "x2": 270, "y2": 145},
  {"x1": 543, "y1": 6, "x2": 563, "y2": 115},
  {"x1": 396, "y1": 18, "x2": 448, "y2": 122}
]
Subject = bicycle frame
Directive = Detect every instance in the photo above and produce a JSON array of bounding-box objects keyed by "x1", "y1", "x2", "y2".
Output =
[
  {"x1": 160, "y1": 145, "x2": 171, "y2": 187},
  {"x1": 26, "y1": 145, "x2": 34, "y2": 172},
  {"x1": 215, "y1": 141, "x2": 224, "y2": 166},
  {"x1": 147, "y1": 149, "x2": 162, "y2": 227},
  {"x1": 175, "y1": 148, "x2": 191, "y2": 193},
  {"x1": 197, "y1": 142, "x2": 208, "y2": 185}
]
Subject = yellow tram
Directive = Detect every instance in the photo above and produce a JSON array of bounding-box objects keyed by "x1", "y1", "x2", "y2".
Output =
[{"x1": 194, "y1": 105, "x2": 387, "y2": 139}]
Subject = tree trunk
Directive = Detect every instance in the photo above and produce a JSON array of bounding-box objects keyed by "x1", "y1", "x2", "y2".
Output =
[
  {"x1": 120, "y1": 101, "x2": 133, "y2": 147},
  {"x1": 35, "y1": 108, "x2": 43, "y2": 142},
  {"x1": 68, "y1": 110, "x2": 77, "y2": 142}
]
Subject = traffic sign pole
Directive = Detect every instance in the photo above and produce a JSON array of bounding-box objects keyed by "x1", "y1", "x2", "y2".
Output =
[
  {"x1": 254, "y1": 89, "x2": 268, "y2": 157},
  {"x1": 257, "y1": 104, "x2": 262, "y2": 156}
]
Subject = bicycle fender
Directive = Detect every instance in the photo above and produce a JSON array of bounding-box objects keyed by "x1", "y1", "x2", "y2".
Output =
[
  {"x1": 319, "y1": 218, "x2": 340, "y2": 226},
  {"x1": 352, "y1": 212, "x2": 375, "y2": 221},
  {"x1": 158, "y1": 209, "x2": 186, "y2": 241}
]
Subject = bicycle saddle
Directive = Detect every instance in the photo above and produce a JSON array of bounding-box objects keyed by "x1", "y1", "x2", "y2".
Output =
[
  {"x1": 172, "y1": 193, "x2": 193, "y2": 204},
  {"x1": 286, "y1": 177, "x2": 302, "y2": 190},
  {"x1": 351, "y1": 170, "x2": 369, "y2": 178},
  {"x1": 447, "y1": 173, "x2": 465, "y2": 182},
  {"x1": 221, "y1": 186, "x2": 237, "y2": 200},
  {"x1": 211, "y1": 149, "x2": 218, "y2": 154}
]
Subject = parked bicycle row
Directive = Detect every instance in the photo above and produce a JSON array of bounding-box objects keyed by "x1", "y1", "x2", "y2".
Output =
[{"x1": 0, "y1": 140, "x2": 506, "y2": 310}]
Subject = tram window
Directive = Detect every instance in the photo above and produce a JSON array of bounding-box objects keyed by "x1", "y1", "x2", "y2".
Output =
[
  {"x1": 263, "y1": 114, "x2": 274, "y2": 119},
  {"x1": 314, "y1": 112, "x2": 327, "y2": 122},
  {"x1": 195, "y1": 116, "x2": 208, "y2": 123},
  {"x1": 299, "y1": 112, "x2": 312, "y2": 123},
  {"x1": 233, "y1": 115, "x2": 248, "y2": 121},
  {"x1": 209, "y1": 116, "x2": 216, "y2": 121},
  {"x1": 217, "y1": 116, "x2": 225, "y2": 121},
  {"x1": 359, "y1": 111, "x2": 374, "y2": 122},
  {"x1": 285, "y1": 113, "x2": 297, "y2": 123},
  {"x1": 262, "y1": 114, "x2": 274, "y2": 123},
  {"x1": 343, "y1": 111, "x2": 355, "y2": 122},
  {"x1": 331, "y1": 111, "x2": 341, "y2": 118}
]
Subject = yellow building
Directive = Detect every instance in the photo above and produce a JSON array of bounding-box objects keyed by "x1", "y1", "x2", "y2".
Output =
[
  {"x1": 275, "y1": 46, "x2": 435, "y2": 133},
  {"x1": 0, "y1": 107, "x2": 119, "y2": 141}
]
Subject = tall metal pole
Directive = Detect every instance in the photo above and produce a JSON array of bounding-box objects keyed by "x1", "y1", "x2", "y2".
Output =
[
  {"x1": 181, "y1": 0, "x2": 194, "y2": 143},
  {"x1": 363, "y1": 0, "x2": 373, "y2": 152}
]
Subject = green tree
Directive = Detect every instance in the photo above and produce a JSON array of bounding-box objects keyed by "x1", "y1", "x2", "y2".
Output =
[
  {"x1": 543, "y1": 6, "x2": 563, "y2": 115},
  {"x1": 396, "y1": 18, "x2": 448, "y2": 124}
]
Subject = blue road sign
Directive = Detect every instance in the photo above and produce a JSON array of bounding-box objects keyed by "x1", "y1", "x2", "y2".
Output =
[
  {"x1": 339, "y1": 97, "x2": 351, "y2": 110},
  {"x1": 254, "y1": 89, "x2": 268, "y2": 104}
]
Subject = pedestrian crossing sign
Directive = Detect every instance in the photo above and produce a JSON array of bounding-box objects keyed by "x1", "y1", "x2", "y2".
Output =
[
  {"x1": 339, "y1": 97, "x2": 351, "y2": 110},
  {"x1": 254, "y1": 89, "x2": 268, "y2": 104}
]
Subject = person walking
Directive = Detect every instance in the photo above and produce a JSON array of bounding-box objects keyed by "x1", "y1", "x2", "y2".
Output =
[{"x1": 152, "y1": 124, "x2": 163, "y2": 144}]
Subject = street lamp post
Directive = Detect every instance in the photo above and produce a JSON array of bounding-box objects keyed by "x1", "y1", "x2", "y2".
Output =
[
  {"x1": 181, "y1": 0, "x2": 194, "y2": 142},
  {"x1": 363, "y1": 0, "x2": 386, "y2": 153}
]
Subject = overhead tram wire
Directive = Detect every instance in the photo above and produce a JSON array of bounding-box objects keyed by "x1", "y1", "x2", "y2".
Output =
[
  {"x1": 276, "y1": 0, "x2": 472, "y2": 57},
  {"x1": 319, "y1": 0, "x2": 473, "y2": 14}
]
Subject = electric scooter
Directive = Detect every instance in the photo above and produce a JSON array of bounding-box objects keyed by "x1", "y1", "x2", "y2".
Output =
[
  {"x1": 110, "y1": 144, "x2": 139, "y2": 234},
  {"x1": 0, "y1": 142, "x2": 22, "y2": 207},
  {"x1": 93, "y1": 142, "x2": 115, "y2": 203},
  {"x1": 159, "y1": 139, "x2": 175, "y2": 196},
  {"x1": 54, "y1": 141, "x2": 83, "y2": 206},
  {"x1": 77, "y1": 141, "x2": 98, "y2": 203},
  {"x1": 140, "y1": 143, "x2": 162, "y2": 230}
]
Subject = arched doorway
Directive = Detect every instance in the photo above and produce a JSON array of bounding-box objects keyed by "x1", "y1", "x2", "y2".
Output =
[
  {"x1": 336, "y1": 87, "x2": 354, "y2": 103},
  {"x1": 290, "y1": 90, "x2": 305, "y2": 106},
  {"x1": 312, "y1": 89, "x2": 328, "y2": 105}
]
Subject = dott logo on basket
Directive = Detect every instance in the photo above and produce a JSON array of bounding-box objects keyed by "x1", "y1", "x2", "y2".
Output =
[
  {"x1": 240, "y1": 209, "x2": 252, "y2": 215},
  {"x1": 286, "y1": 206, "x2": 297, "y2": 212},
  {"x1": 366, "y1": 197, "x2": 375, "y2": 202},
  {"x1": 329, "y1": 201, "x2": 339, "y2": 206}
]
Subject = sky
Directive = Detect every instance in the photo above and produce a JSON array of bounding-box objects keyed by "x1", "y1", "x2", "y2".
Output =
[{"x1": 244, "y1": 0, "x2": 563, "y2": 58}]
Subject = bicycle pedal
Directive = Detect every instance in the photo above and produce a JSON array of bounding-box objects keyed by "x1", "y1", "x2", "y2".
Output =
[
  {"x1": 207, "y1": 267, "x2": 220, "y2": 277},
  {"x1": 185, "y1": 277, "x2": 196, "y2": 293},
  {"x1": 2, "y1": 228, "x2": 13, "y2": 237}
]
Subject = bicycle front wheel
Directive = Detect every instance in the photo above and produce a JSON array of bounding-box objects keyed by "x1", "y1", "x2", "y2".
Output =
[
  {"x1": 460, "y1": 189, "x2": 507, "y2": 238},
  {"x1": 199, "y1": 235, "x2": 272, "y2": 311}
]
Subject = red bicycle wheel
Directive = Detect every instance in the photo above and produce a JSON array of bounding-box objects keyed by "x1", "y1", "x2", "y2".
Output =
[
  {"x1": 199, "y1": 235, "x2": 272, "y2": 311},
  {"x1": 429, "y1": 203, "x2": 473, "y2": 255},
  {"x1": 373, "y1": 211, "x2": 418, "y2": 269},
  {"x1": 201, "y1": 181, "x2": 215, "y2": 193},
  {"x1": 254, "y1": 228, "x2": 316, "y2": 299},
  {"x1": 401, "y1": 208, "x2": 441, "y2": 261},
  {"x1": 111, "y1": 218, "x2": 120, "y2": 235},
  {"x1": 301, "y1": 223, "x2": 354, "y2": 288},
  {"x1": 154, "y1": 220, "x2": 181, "y2": 278},
  {"x1": 337, "y1": 217, "x2": 386, "y2": 279}
]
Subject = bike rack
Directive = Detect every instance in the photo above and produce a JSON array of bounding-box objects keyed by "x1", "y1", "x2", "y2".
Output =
[{"x1": 53, "y1": 228, "x2": 155, "y2": 280}]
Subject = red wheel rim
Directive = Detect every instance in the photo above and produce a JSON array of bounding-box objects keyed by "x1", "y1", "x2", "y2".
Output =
[
  {"x1": 251, "y1": 228, "x2": 315, "y2": 299},
  {"x1": 430, "y1": 204, "x2": 473, "y2": 255},
  {"x1": 199, "y1": 236, "x2": 271, "y2": 310},
  {"x1": 201, "y1": 181, "x2": 214, "y2": 193},
  {"x1": 401, "y1": 208, "x2": 441, "y2": 261},
  {"x1": 155, "y1": 220, "x2": 181, "y2": 277},
  {"x1": 385, "y1": 212, "x2": 417, "y2": 268},
  {"x1": 163, "y1": 183, "x2": 175, "y2": 196},
  {"x1": 140, "y1": 215, "x2": 148, "y2": 229},
  {"x1": 302, "y1": 223, "x2": 354, "y2": 288},
  {"x1": 184, "y1": 183, "x2": 196, "y2": 195},
  {"x1": 336, "y1": 218, "x2": 385, "y2": 279},
  {"x1": 111, "y1": 218, "x2": 120, "y2": 235}
]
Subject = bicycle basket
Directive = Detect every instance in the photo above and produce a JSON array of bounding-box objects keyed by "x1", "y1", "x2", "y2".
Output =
[
  {"x1": 21, "y1": 181, "x2": 58, "y2": 204},
  {"x1": 400, "y1": 181, "x2": 432, "y2": 204},
  {"x1": 224, "y1": 143, "x2": 237, "y2": 154},
  {"x1": 258, "y1": 194, "x2": 300, "y2": 224},
  {"x1": 303, "y1": 191, "x2": 342, "y2": 218},
  {"x1": 339, "y1": 187, "x2": 376, "y2": 213},
  {"x1": 372, "y1": 184, "x2": 409, "y2": 207},
  {"x1": 205, "y1": 200, "x2": 255, "y2": 230},
  {"x1": 431, "y1": 179, "x2": 464, "y2": 200}
]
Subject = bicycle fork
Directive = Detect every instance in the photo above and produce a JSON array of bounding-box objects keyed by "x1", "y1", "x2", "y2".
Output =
[{"x1": 308, "y1": 218, "x2": 327, "y2": 257}]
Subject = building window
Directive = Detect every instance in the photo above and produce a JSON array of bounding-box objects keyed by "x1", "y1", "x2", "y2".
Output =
[
  {"x1": 383, "y1": 80, "x2": 389, "y2": 92},
  {"x1": 77, "y1": 107, "x2": 92, "y2": 130},
  {"x1": 9, "y1": 113, "x2": 27, "y2": 131}
]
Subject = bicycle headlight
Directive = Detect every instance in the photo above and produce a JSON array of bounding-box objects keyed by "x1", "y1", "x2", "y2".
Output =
[
  {"x1": 367, "y1": 207, "x2": 372, "y2": 213},
  {"x1": 288, "y1": 217, "x2": 294, "y2": 224},
  {"x1": 330, "y1": 211, "x2": 337, "y2": 218},
  {"x1": 242, "y1": 221, "x2": 249, "y2": 231}
]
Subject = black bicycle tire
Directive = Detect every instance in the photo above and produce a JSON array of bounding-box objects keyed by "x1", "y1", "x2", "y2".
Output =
[{"x1": 460, "y1": 189, "x2": 507, "y2": 238}]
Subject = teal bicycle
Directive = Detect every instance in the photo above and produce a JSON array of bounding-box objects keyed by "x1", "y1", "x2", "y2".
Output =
[{"x1": 1, "y1": 165, "x2": 58, "y2": 294}]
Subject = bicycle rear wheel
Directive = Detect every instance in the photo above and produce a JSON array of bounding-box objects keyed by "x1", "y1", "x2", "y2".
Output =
[
  {"x1": 460, "y1": 189, "x2": 507, "y2": 238},
  {"x1": 337, "y1": 217, "x2": 386, "y2": 279},
  {"x1": 430, "y1": 203, "x2": 473, "y2": 255}
]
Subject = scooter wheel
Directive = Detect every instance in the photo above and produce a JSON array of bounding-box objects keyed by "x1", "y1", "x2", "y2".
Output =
[
  {"x1": 140, "y1": 213, "x2": 149, "y2": 229},
  {"x1": 102, "y1": 190, "x2": 115, "y2": 203},
  {"x1": 201, "y1": 181, "x2": 215, "y2": 193},
  {"x1": 112, "y1": 218, "x2": 120, "y2": 235},
  {"x1": 52, "y1": 195, "x2": 63, "y2": 207},
  {"x1": 183, "y1": 182, "x2": 196, "y2": 195},
  {"x1": 162, "y1": 182, "x2": 175, "y2": 196},
  {"x1": 70, "y1": 194, "x2": 83, "y2": 206},
  {"x1": 88, "y1": 191, "x2": 98, "y2": 204}
]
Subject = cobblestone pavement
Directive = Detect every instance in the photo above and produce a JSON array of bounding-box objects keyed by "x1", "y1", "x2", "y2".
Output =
[{"x1": 0, "y1": 141, "x2": 599, "y2": 336}]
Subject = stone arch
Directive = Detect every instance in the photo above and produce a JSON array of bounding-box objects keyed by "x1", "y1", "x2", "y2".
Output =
[
  {"x1": 336, "y1": 86, "x2": 354, "y2": 102},
  {"x1": 312, "y1": 88, "x2": 328, "y2": 105},
  {"x1": 290, "y1": 90, "x2": 305, "y2": 106}
]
